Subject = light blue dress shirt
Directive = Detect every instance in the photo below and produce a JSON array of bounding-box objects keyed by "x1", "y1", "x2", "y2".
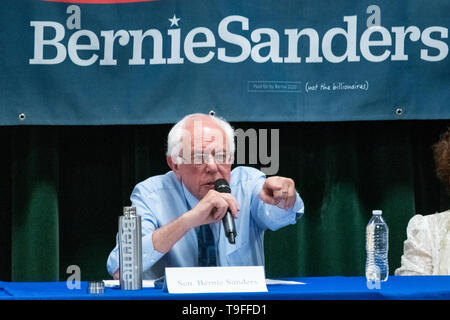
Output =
[{"x1": 107, "y1": 166, "x2": 304, "y2": 279}]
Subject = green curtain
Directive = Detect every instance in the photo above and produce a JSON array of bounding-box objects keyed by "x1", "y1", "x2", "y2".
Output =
[
  {"x1": 0, "y1": 121, "x2": 448, "y2": 282},
  {"x1": 264, "y1": 121, "x2": 449, "y2": 277},
  {"x1": 10, "y1": 128, "x2": 59, "y2": 281}
]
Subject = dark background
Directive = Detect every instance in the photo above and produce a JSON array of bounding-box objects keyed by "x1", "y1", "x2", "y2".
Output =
[{"x1": 0, "y1": 120, "x2": 449, "y2": 281}]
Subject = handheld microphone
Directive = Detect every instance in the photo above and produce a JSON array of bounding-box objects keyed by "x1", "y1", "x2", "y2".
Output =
[{"x1": 214, "y1": 179, "x2": 237, "y2": 244}]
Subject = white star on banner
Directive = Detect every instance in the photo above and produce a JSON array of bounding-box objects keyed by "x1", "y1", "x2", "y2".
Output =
[{"x1": 169, "y1": 14, "x2": 180, "y2": 27}]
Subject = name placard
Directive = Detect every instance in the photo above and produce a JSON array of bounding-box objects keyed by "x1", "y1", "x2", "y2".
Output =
[{"x1": 164, "y1": 266, "x2": 268, "y2": 294}]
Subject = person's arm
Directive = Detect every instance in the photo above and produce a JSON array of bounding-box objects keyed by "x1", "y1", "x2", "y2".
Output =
[
  {"x1": 113, "y1": 212, "x2": 193, "y2": 280},
  {"x1": 109, "y1": 189, "x2": 239, "y2": 279}
]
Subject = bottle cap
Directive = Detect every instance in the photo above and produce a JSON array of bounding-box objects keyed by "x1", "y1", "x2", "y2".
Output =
[
  {"x1": 123, "y1": 206, "x2": 136, "y2": 217},
  {"x1": 372, "y1": 210, "x2": 382, "y2": 215}
]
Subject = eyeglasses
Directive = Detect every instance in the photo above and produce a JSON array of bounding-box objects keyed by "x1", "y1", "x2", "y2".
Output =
[{"x1": 178, "y1": 151, "x2": 233, "y2": 165}]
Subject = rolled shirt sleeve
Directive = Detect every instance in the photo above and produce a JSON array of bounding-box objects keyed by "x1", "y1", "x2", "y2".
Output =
[{"x1": 106, "y1": 185, "x2": 165, "y2": 277}]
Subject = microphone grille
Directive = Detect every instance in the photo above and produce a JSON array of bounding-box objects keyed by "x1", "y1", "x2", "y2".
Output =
[{"x1": 214, "y1": 179, "x2": 231, "y2": 193}]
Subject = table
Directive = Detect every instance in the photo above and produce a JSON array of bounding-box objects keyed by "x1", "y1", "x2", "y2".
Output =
[{"x1": 1, "y1": 276, "x2": 450, "y2": 300}]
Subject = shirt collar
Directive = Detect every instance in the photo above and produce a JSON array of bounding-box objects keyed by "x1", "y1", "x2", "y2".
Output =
[{"x1": 181, "y1": 182, "x2": 199, "y2": 211}]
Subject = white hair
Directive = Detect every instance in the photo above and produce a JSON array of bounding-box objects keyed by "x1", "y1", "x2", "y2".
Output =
[{"x1": 166, "y1": 113, "x2": 235, "y2": 163}]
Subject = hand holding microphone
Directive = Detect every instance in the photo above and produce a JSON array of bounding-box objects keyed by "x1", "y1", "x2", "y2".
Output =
[{"x1": 188, "y1": 180, "x2": 238, "y2": 244}]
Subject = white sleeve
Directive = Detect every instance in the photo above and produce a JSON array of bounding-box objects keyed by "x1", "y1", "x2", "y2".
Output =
[{"x1": 395, "y1": 215, "x2": 434, "y2": 276}]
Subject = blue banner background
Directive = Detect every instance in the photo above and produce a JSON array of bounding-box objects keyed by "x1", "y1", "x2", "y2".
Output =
[{"x1": 0, "y1": 0, "x2": 449, "y2": 125}]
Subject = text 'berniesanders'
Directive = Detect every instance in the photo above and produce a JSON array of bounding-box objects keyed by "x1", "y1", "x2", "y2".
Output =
[{"x1": 29, "y1": 8, "x2": 448, "y2": 66}]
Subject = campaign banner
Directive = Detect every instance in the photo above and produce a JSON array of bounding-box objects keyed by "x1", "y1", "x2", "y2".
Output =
[{"x1": 0, "y1": 0, "x2": 448, "y2": 125}]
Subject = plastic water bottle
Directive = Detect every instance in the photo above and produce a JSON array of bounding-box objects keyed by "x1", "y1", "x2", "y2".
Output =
[{"x1": 365, "y1": 210, "x2": 389, "y2": 282}]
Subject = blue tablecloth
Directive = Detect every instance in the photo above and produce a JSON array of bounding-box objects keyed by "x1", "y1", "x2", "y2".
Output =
[{"x1": 1, "y1": 276, "x2": 449, "y2": 300}]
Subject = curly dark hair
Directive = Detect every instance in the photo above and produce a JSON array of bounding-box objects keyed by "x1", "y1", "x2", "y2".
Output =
[{"x1": 433, "y1": 126, "x2": 450, "y2": 193}]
